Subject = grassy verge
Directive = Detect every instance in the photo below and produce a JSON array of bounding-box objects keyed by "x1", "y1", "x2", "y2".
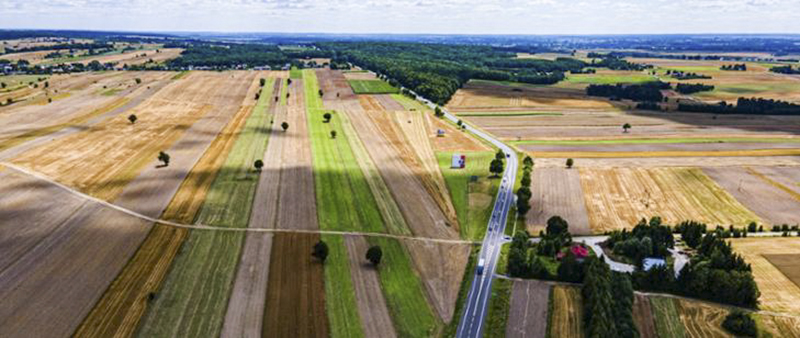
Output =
[
  {"x1": 497, "y1": 243, "x2": 510, "y2": 275},
  {"x1": 391, "y1": 93, "x2": 431, "y2": 111},
  {"x1": 322, "y1": 235, "x2": 364, "y2": 338},
  {"x1": 348, "y1": 79, "x2": 399, "y2": 94},
  {"x1": 135, "y1": 79, "x2": 274, "y2": 337},
  {"x1": 650, "y1": 297, "x2": 687, "y2": 338},
  {"x1": 443, "y1": 245, "x2": 480, "y2": 337},
  {"x1": 437, "y1": 151, "x2": 501, "y2": 241},
  {"x1": 484, "y1": 279, "x2": 513, "y2": 338},
  {"x1": 512, "y1": 137, "x2": 800, "y2": 146},
  {"x1": 368, "y1": 237, "x2": 440, "y2": 337},
  {"x1": 171, "y1": 71, "x2": 190, "y2": 80}
]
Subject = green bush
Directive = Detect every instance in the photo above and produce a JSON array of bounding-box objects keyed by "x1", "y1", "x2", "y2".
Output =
[{"x1": 721, "y1": 311, "x2": 756, "y2": 337}]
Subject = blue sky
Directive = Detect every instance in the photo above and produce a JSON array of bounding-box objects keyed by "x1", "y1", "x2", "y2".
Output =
[{"x1": 1, "y1": 0, "x2": 799, "y2": 34}]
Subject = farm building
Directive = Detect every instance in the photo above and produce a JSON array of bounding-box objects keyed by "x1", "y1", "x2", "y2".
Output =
[
  {"x1": 451, "y1": 154, "x2": 466, "y2": 169},
  {"x1": 643, "y1": 258, "x2": 667, "y2": 271}
]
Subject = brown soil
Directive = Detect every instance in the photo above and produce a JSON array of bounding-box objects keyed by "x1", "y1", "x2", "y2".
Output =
[
  {"x1": 763, "y1": 254, "x2": 800, "y2": 289},
  {"x1": 531, "y1": 156, "x2": 800, "y2": 168},
  {"x1": 446, "y1": 81, "x2": 618, "y2": 111},
  {"x1": 344, "y1": 235, "x2": 397, "y2": 338},
  {"x1": 263, "y1": 232, "x2": 329, "y2": 338},
  {"x1": 426, "y1": 114, "x2": 489, "y2": 152},
  {"x1": 402, "y1": 240, "x2": 471, "y2": 322},
  {"x1": 633, "y1": 294, "x2": 657, "y2": 338},
  {"x1": 703, "y1": 167, "x2": 800, "y2": 225},
  {"x1": 316, "y1": 68, "x2": 357, "y2": 102},
  {"x1": 526, "y1": 168, "x2": 590, "y2": 235},
  {"x1": 374, "y1": 94, "x2": 405, "y2": 111},
  {"x1": 506, "y1": 280, "x2": 550, "y2": 338}
]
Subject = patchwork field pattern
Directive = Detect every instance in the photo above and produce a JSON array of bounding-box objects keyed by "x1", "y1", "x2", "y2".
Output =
[{"x1": 731, "y1": 237, "x2": 800, "y2": 315}]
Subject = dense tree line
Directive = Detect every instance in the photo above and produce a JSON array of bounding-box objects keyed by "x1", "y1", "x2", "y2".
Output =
[
  {"x1": 679, "y1": 97, "x2": 800, "y2": 115},
  {"x1": 586, "y1": 81, "x2": 669, "y2": 102},
  {"x1": 770, "y1": 65, "x2": 800, "y2": 74},
  {"x1": 4, "y1": 42, "x2": 113, "y2": 53},
  {"x1": 318, "y1": 42, "x2": 589, "y2": 104},
  {"x1": 720, "y1": 64, "x2": 747, "y2": 71},
  {"x1": 586, "y1": 53, "x2": 651, "y2": 70},
  {"x1": 604, "y1": 217, "x2": 674, "y2": 266},
  {"x1": 666, "y1": 70, "x2": 712, "y2": 80},
  {"x1": 582, "y1": 257, "x2": 639, "y2": 338},
  {"x1": 166, "y1": 44, "x2": 298, "y2": 69},
  {"x1": 507, "y1": 216, "x2": 581, "y2": 281},
  {"x1": 675, "y1": 83, "x2": 715, "y2": 94}
]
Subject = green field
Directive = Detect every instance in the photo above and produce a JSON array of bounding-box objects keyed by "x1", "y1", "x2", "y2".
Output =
[
  {"x1": 303, "y1": 69, "x2": 384, "y2": 234},
  {"x1": 322, "y1": 235, "x2": 365, "y2": 338},
  {"x1": 650, "y1": 297, "x2": 686, "y2": 338},
  {"x1": 564, "y1": 72, "x2": 657, "y2": 85},
  {"x1": 437, "y1": 151, "x2": 501, "y2": 241},
  {"x1": 511, "y1": 137, "x2": 800, "y2": 146},
  {"x1": 0, "y1": 74, "x2": 48, "y2": 92},
  {"x1": 290, "y1": 66, "x2": 303, "y2": 79},
  {"x1": 484, "y1": 279, "x2": 512, "y2": 338},
  {"x1": 368, "y1": 237, "x2": 440, "y2": 337},
  {"x1": 348, "y1": 79, "x2": 399, "y2": 94},
  {"x1": 137, "y1": 79, "x2": 275, "y2": 337}
]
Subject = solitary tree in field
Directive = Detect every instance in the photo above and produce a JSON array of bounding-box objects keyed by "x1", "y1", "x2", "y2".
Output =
[
  {"x1": 286, "y1": 93, "x2": 290, "y2": 99},
  {"x1": 490, "y1": 158, "x2": 504, "y2": 177},
  {"x1": 135, "y1": 78, "x2": 142, "y2": 85},
  {"x1": 254, "y1": 159, "x2": 264, "y2": 171},
  {"x1": 330, "y1": 130, "x2": 337, "y2": 139},
  {"x1": 158, "y1": 151, "x2": 170, "y2": 167},
  {"x1": 434, "y1": 106, "x2": 443, "y2": 117},
  {"x1": 281, "y1": 122, "x2": 289, "y2": 132},
  {"x1": 318, "y1": 89, "x2": 323, "y2": 97},
  {"x1": 312, "y1": 240, "x2": 329, "y2": 263},
  {"x1": 259, "y1": 78, "x2": 266, "y2": 87},
  {"x1": 44, "y1": 81, "x2": 49, "y2": 88},
  {"x1": 366, "y1": 246, "x2": 383, "y2": 266},
  {"x1": 1, "y1": 82, "x2": 6, "y2": 89},
  {"x1": 255, "y1": 92, "x2": 260, "y2": 100},
  {"x1": 566, "y1": 158, "x2": 574, "y2": 169},
  {"x1": 287, "y1": 79, "x2": 292, "y2": 86},
  {"x1": 323, "y1": 112, "x2": 332, "y2": 123},
  {"x1": 128, "y1": 114, "x2": 137, "y2": 124},
  {"x1": 5, "y1": 98, "x2": 12, "y2": 105},
  {"x1": 457, "y1": 120, "x2": 463, "y2": 127},
  {"x1": 623, "y1": 123, "x2": 631, "y2": 133},
  {"x1": 275, "y1": 96, "x2": 279, "y2": 102}
]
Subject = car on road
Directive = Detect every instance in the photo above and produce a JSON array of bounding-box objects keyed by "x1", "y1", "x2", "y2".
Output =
[{"x1": 477, "y1": 258, "x2": 486, "y2": 275}]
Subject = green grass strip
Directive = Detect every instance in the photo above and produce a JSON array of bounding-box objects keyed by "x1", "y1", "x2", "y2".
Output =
[
  {"x1": 290, "y1": 66, "x2": 303, "y2": 79},
  {"x1": 650, "y1": 297, "x2": 686, "y2": 338},
  {"x1": 348, "y1": 79, "x2": 400, "y2": 94},
  {"x1": 437, "y1": 151, "x2": 500, "y2": 241},
  {"x1": 484, "y1": 279, "x2": 512, "y2": 338},
  {"x1": 512, "y1": 137, "x2": 800, "y2": 146},
  {"x1": 322, "y1": 235, "x2": 365, "y2": 338},
  {"x1": 368, "y1": 237, "x2": 440, "y2": 338},
  {"x1": 391, "y1": 93, "x2": 431, "y2": 111},
  {"x1": 303, "y1": 69, "x2": 384, "y2": 233},
  {"x1": 136, "y1": 79, "x2": 275, "y2": 337}
]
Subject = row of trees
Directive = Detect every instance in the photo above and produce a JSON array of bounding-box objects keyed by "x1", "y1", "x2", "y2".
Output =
[
  {"x1": 515, "y1": 156, "x2": 534, "y2": 216},
  {"x1": 311, "y1": 240, "x2": 382, "y2": 266},
  {"x1": 720, "y1": 64, "x2": 747, "y2": 71},
  {"x1": 666, "y1": 70, "x2": 712, "y2": 80},
  {"x1": 679, "y1": 97, "x2": 800, "y2": 115},
  {"x1": 770, "y1": 65, "x2": 800, "y2": 74},
  {"x1": 675, "y1": 83, "x2": 715, "y2": 94},
  {"x1": 586, "y1": 81, "x2": 670, "y2": 102},
  {"x1": 582, "y1": 257, "x2": 639, "y2": 337}
]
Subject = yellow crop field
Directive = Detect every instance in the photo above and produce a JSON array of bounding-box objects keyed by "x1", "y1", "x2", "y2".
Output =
[{"x1": 731, "y1": 238, "x2": 800, "y2": 315}]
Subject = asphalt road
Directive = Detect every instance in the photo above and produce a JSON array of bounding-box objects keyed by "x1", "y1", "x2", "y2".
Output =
[{"x1": 411, "y1": 100, "x2": 519, "y2": 338}]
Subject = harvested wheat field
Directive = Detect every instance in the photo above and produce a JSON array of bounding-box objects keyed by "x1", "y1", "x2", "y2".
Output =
[
  {"x1": 506, "y1": 280, "x2": 550, "y2": 338},
  {"x1": 649, "y1": 297, "x2": 686, "y2": 338},
  {"x1": 0, "y1": 72, "x2": 169, "y2": 153},
  {"x1": 533, "y1": 156, "x2": 800, "y2": 168},
  {"x1": 345, "y1": 235, "x2": 397, "y2": 338},
  {"x1": 730, "y1": 237, "x2": 800, "y2": 315},
  {"x1": 426, "y1": 113, "x2": 489, "y2": 152},
  {"x1": 11, "y1": 71, "x2": 253, "y2": 201},
  {"x1": 548, "y1": 285, "x2": 583, "y2": 338},
  {"x1": 675, "y1": 299, "x2": 732, "y2": 338},
  {"x1": 749, "y1": 165, "x2": 800, "y2": 197},
  {"x1": 263, "y1": 232, "x2": 329, "y2": 338},
  {"x1": 633, "y1": 294, "x2": 657, "y2": 338},
  {"x1": 703, "y1": 166, "x2": 800, "y2": 225},
  {"x1": 580, "y1": 167, "x2": 761, "y2": 232},
  {"x1": 446, "y1": 80, "x2": 619, "y2": 112},
  {"x1": 526, "y1": 168, "x2": 590, "y2": 235},
  {"x1": 317, "y1": 68, "x2": 357, "y2": 102},
  {"x1": 75, "y1": 48, "x2": 183, "y2": 68},
  {"x1": 343, "y1": 70, "x2": 378, "y2": 80},
  {"x1": 75, "y1": 76, "x2": 260, "y2": 338},
  {"x1": 758, "y1": 314, "x2": 800, "y2": 337}
]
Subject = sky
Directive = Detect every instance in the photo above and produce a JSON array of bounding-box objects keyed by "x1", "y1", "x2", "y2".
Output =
[{"x1": 2, "y1": 0, "x2": 800, "y2": 35}]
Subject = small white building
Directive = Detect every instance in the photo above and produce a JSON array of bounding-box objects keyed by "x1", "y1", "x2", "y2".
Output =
[
  {"x1": 451, "y1": 154, "x2": 466, "y2": 169},
  {"x1": 642, "y1": 258, "x2": 667, "y2": 271}
]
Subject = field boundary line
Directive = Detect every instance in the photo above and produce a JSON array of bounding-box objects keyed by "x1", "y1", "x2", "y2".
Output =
[{"x1": 1, "y1": 161, "x2": 475, "y2": 245}]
